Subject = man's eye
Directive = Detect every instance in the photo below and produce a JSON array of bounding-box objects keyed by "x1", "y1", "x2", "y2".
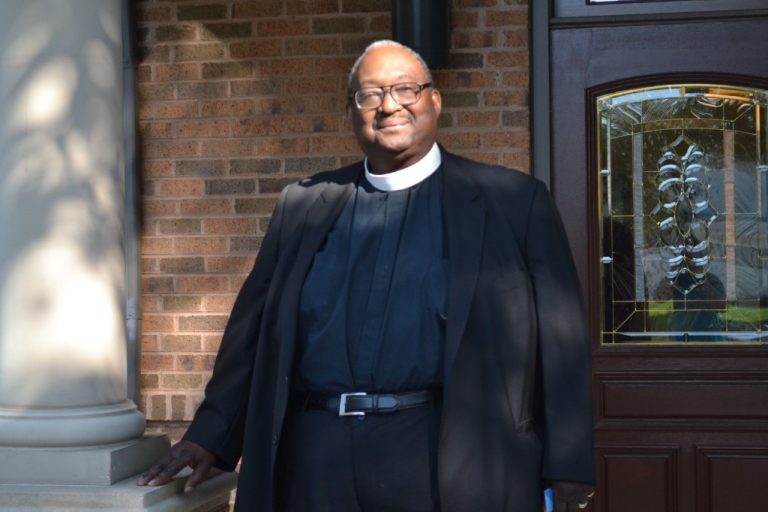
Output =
[
  {"x1": 359, "y1": 91, "x2": 381, "y2": 100},
  {"x1": 393, "y1": 85, "x2": 417, "y2": 94}
]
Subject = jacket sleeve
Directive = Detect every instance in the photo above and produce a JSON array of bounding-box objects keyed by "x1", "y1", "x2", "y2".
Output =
[
  {"x1": 182, "y1": 187, "x2": 288, "y2": 470},
  {"x1": 524, "y1": 180, "x2": 595, "y2": 485}
]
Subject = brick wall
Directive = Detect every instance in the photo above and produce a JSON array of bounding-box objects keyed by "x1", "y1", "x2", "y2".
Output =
[{"x1": 135, "y1": 0, "x2": 530, "y2": 440}]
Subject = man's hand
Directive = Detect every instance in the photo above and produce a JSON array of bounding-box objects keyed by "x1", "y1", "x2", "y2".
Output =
[
  {"x1": 136, "y1": 440, "x2": 215, "y2": 493},
  {"x1": 551, "y1": 480, "x2": 596, "y2": 512}
]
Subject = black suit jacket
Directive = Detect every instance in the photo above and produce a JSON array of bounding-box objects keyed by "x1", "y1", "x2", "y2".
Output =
[{"x1": 184, "y1": 148, "x2": 594, "y2": 512}]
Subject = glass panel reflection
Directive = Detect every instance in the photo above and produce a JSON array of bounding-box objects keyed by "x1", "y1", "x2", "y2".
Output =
[{"x1": 598, "y1": 84, "x2": 768, "y2": 344}]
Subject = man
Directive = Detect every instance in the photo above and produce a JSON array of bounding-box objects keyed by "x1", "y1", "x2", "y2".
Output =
[{"x1": 139, "y1": 40, "x2": 595, "y2": 512}]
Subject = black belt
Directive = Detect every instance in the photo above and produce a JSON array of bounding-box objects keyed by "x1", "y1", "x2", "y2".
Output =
[{"x1": 299, "y1": 390, "x2": 438, "y2": 417}]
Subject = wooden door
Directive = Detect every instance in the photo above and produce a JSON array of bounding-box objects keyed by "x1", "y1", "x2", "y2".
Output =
[{"x1": 547, "y1": 3, "x2": 768, "y2": 511}]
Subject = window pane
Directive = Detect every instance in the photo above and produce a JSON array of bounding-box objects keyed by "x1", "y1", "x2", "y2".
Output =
[{"x1": 598, "y1": 84, "x2": 768, "y2": 344}]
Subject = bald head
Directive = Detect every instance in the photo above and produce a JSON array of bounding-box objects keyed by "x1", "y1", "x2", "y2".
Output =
[{"x1": 348, "y1": 40, "x2": 432, "y2": 93}]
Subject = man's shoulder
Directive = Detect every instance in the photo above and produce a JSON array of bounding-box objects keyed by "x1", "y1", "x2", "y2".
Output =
[
  {"x1": 291, "y1": 160, "x2": 363, "y2": 190},
  {"x1": 442, "y1": 150, "x2": 542, "y2": 193}
]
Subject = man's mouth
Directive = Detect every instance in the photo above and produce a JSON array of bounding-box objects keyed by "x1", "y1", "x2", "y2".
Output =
[{"x1": 375, "y1": 118, "x2": 410, "y2": 130}]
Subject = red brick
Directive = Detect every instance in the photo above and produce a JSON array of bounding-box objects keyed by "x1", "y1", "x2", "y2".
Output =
[
  {"x1": 162, "y1": 334, "x2": 203, "y2": 352},
  {"x1": 487, "y1": 50, "x2": 529, "y2": 68},
  {"x1": 232, "y1": 118, "x2": 281, "y2": 137},
  {"x1": 142, "y1": 160, "x2": 174, "y2": 179},
  {"x1": 481, "y1": 130, "x2": 529, "y2": 149},
  {"x1": 138, "y1": 83, "x2": 175, "y2": 101},
  {"x1": 206, "y1": 256, "x2": 254, "y2": 273},
  {"x1": 174, "y1": 43, "x2": 225, "y2": 62},
  {"x1": 176, "y1": 276, "x2": 230, "y2": 293},
  {"x1": 256, "y1": 19, "x2": 310, "y2": 37},
  {"x1": 501, "y1": 151, "x2": 531, "y2": 171},
  {"x1": 230, "y1": 236, "x2": 262, "y2": 252},
  {"x1": 454, "y1": 30, "x2": 497, "y2": 49},
  {"x1": 142, "y1": 295, "x2": 162, "y2": 312},
  {"x1": 177, "y1": 355, "x2": 217, "y2": 372},
  {"x1": 175, "y1": 159, "x2": 226, "y2": 177},
  {"x1": 254, "y1": 137, "x2": 310, "y2": 155},
  {"x1": 451, "y1": 11, "x2": 480, "y2": 28},
  {"x1": 148, "y1": 394, "x2": 167, "y2": 419},
  {"x1": 232, "y1": 1, "x2": 283, "y2": 17},
  {"x1": 138, "y1": 65, "x2": 151, "y2": 82},
  {"x1": 258, "y1": 177, "x2": 296, "y2": 194},
  {"x1": 177, "y1": 82, "x2": 228, "y2": 99},
  {"x1": 203, "y1": 335, "x2": 223, "y2": 352},
  {"x1": 231, "y1": 79, "x2": 281, "y2": 97},
  {"x1": 143, "y1": 314, "x2": 175, "y2": 332},
  {"x1": 254, "y1": 97, "x2": 311, "y2": 115},
  {"x1": 484, "y1": 90, "x2": 528, "y2": 107},
  {"x1": 171, "y1": 394, "x2": 188, "y2": 420},
  {"x1": 141, "y1": 374, "x2": 160, "y2": 390},
  {"x1": 160, "y1": 374, "x2": 204, "y2": 389},
  {"x1": 313, "y1": 17, "x2": 365, "y2": 34},
  {"x1": 368, "y1": 14, "x2": 390, "y2": 32},
  {"x1": 142, "y1": 334, "x2": 160, "y2": 353},
  {"x1": 139, "y1": 45, "x2": 170, "y2": 63},
  {"x1": 503, "y1": 28, "x2": 529, "y2": 48},
  {"x1": 137, "y1": 6, "x2": 172, "y2": 22},
  {"x1": 205, "y1": 178, "x2": 256, "y2": 196},
  {"x1": 175, "y1": 119, "x2": 232, "y2": 138},
  {"x1": 286, "y1": 0, "x2": 339, "y2": 15},
  {"x1": 142, "y1": 354, "x2": 175, "y2": 371},
  {"x1": 179, "y1": 198, "x2": 233, "y2": 215},
  {"x1": 201, "y1": 99, "x2": 255, "y2": 117},
  {"x1": 311, "y1": 135, "x2": 359, "y2": 154},
  {"x1": 285, "y1": 38, "x2": 340, "y2": 56},
  {"x1": 205, "y1": 295, "x2": 237, "y2": 313},
  {"x1": 142, "y1": 277, "x2": 175, "y2": 294},
  {"x1": 203, "y1": 218, "x2": 259, "y2": 235},
  {"x1": 438, "y1": 132, "x2": 481, "y2": 149},
  {"x1": 162, "y1": 295, "x2": 203, "y2": 312},
  {"x1": 201, "y1": 22, "x2": 253, "y2": 39},
  {"x1": 457, "y1": 111, "x2": 500, "y2": 128},
  {"x1": 157, "y1": 219, "x2": 201, "y2": 235},
  {"x1": 139, "y1": 101, "x2": 198, "y2": 120},
  {"x1": 142, "y1": 141, "x2": 200, "y2": 159},
  {"x1": 144, "y1": 199, "x2": 178, "y2": 217},
  {"x1": 154, "y1": 63, "x2": 200, "y2": 81},
  {"x1": 156, "y1": 178, "x2": 205, "y2": 197},
  {"x1": 202, "y1": 62, "x2": 255, "y2": 79},
  {"x1": 200, "y1": 139, "x2": 254, "y2": 157},
  {"x1": 174, "y1": 236, "x2": 228, "y2": 254},
  {"x1": 156, "y1": 25, "x2": 198, "y2": 42},
  {"x1": 485, "y1": 8, "x2": 529, "y2": 27},
  {"x1": 139, "y1": 121, "x2": 173, "y2": 138},
  {"x1": 342, "y1": 0, "x2": 391, "y2": 13},
  {"x1": 142, "y1": 237, "x2": 174, "y2": 254},
  {"x1": 159, "y1": 256, "x2": 205, "y2": 273},
  {"x1": 230, "y1": 159, "x2": 282, "y2": 175},
  {"x1": 178, "y1": 315, "x2": 229, "y2": 332},
  {"x1": 258, "y1": 58, "x2": 316, "y2": 76},
  {"x1": 229, "y1": 40, "x2": 282, "y2": 58},
  {"x1": 457, "y1": 0, "x2": 497, "y2": 6},
  {"x1": 177, "y1": 4, "x2": 227, "y2": 21},
  {"x1": 315, "y1": 56, "x2": 356, "y2": 75},
  {"x1": 453, "y1": 71, "x2": 499, "y2": 88},
  {"x1": 502, "y1": 70, "x2": 529, "y2": 88},
  {"x1": 284, "y1": 77, "x2": 341, "y2": 95}
]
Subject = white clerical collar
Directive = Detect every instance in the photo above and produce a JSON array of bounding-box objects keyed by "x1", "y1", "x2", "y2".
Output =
[{"x1": 364, "y1": 143, "x2": 441, "y2": 192}]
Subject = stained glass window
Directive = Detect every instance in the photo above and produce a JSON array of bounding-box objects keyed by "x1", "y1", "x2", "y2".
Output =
[{"x1": 598, "y1": 84, "x2": 768, "y2": 344}]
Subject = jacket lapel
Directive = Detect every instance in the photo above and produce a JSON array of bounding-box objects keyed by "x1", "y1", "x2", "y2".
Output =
[{"x1": 442, "y1": 152, "x2": 486, "y2": 388}]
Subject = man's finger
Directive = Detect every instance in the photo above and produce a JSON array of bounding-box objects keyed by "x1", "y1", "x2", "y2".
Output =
[
  {"x1": 137, "y1": 453, "x2": 175, "y2": 485},
  {"x1": 146, "y1": 453, "x2": 193, "y2": 486},
  {"x1": 183, "y1": 458, "x2": 213, "y2": 493}
]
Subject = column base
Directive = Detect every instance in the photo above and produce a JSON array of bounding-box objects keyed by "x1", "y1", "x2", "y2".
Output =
[
  {"x1": 0, "y1": 434, "x2": 170, "y2": 485},
  {"x1": 0, "y1": 469, "x2": 237, "y2": 512}
]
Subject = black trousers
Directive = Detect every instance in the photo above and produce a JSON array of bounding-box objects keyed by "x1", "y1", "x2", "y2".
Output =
[{"x1": 276, "y1": 402, "x2": 442, "y2": 512}]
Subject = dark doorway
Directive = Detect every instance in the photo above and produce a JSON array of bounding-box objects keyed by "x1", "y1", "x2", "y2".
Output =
[{"x1": 542, "y1": 3, "x2": 768, "y2": 511}]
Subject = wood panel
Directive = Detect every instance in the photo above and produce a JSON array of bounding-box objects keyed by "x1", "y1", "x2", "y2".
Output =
[
  {"x1": 596, "y1": 445, "x2": 679, "y2": 512},
  {"x1": 696, "y1": 446, "x2": 768, "y2": 512},
  {"x1": 595, "y1": 374, "x2": 768, "y2": 420}
]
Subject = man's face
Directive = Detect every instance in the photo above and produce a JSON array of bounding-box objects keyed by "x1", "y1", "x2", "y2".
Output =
[{"x1": 347, "y1": 46, "x2": 442, "y2": 173}]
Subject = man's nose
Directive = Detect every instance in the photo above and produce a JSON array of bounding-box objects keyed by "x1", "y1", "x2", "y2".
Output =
[{"x1": 378, "y1": 90, "x2": 402, "y2": 113}]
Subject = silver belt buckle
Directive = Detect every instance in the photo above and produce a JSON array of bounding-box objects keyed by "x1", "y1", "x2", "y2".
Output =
[{"x1": 339, "y1": 392, "x2": 367, "y2": 416}]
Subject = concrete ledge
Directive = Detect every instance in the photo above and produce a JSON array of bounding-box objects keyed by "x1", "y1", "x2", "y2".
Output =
[
  {"x1": 0, "y1": 469, "x2": 237, "y2": 511},
  {"x1": 0, "y1": 434, "x2": 171, "y2": 485}
]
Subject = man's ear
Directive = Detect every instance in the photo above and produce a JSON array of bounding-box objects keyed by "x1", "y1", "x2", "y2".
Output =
[{"x1": 431, "y1": 89, "x2": 442, "y2": 117}]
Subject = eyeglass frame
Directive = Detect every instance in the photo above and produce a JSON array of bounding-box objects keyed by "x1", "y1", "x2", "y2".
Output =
[{"x1": 348, "y1": 82, "x2": 434, "y2": 111}]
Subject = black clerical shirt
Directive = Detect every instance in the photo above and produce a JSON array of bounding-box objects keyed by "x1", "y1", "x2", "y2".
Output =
[{"x1": 297, "y1": 168, "x2": 448, "y2": 394}]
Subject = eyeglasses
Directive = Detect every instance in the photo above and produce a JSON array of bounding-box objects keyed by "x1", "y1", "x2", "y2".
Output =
[{"x1": 350, "y1": 82, "x2": 433, "y2": 110}]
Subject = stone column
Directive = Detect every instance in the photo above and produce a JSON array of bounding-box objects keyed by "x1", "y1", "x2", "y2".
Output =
[{"x1": 0, "y1": 1, "x2": 235, "y2": 508}]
